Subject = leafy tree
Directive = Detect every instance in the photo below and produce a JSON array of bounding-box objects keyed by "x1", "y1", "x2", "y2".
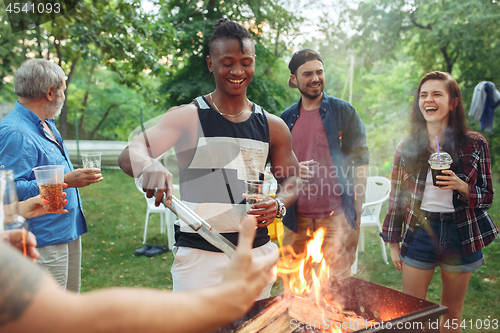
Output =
[
  {"x1": 52, "y1": 0, "x2": 179, "y2": 137},
  {"x1": 0, "y1": 0, "x2": 178, "y2": 138},
  {"x1": 158, "y1": 0, "x2": 302, "y2": 114},
  {"x1": 0, "y1": 5, "x2": 29, "y2": 96},
  {"x1": 342, "y1": 0, "x2": 500, "y2": 82},
  {"x1": 66, "y1": 64, "x2": 159, "y2": 141}
]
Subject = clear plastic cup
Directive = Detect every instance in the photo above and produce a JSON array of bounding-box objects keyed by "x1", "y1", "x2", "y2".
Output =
[
  {"x1": 81, "y1": 152, "x2": 102, "y2": 171},
  {"x1": 33, "y1": 165, "x2": 65, "y2": 213},
  {"x1": 428, "y1": 152, "x2": 453, "y2": 187},
  {"x1": 244, "y1": 180, "x2": 271, "y2": 215},
  {"x1": 0, "y1": 169, "x2": 28, "y2": 232},
  {"x1": 304, "y1": 161, "x2": 320, "y2": 191}
]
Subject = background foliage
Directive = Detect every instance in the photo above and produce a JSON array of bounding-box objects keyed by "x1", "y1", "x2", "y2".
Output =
[{"x1": 2, "y1": 0, "x2": 499, "y2": 172}]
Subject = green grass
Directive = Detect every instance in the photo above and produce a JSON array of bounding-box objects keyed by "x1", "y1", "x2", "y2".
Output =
[
  {"x1": 80, "y1": 169, "x2": 174, "y2": 291},
  {"x1": 81, "y1": 169, "x2": 499, "y2": 332}
]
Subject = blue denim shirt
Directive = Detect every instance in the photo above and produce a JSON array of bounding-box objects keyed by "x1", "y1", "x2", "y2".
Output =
[
  {"x1": 280, "y1": 92, "x2": 369, "y2": 231},
  {"x1": 0, "y1": 102, "x2": 86, "y2": 247}
]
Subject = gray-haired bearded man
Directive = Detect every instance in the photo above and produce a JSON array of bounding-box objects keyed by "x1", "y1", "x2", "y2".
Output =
[{"x1": 0, "y1": 59, "x2": 103, "y2": 292}]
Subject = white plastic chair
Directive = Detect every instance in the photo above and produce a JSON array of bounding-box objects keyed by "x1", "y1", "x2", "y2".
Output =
[
  {"x1": 352, "y1": 176, "x2": 391, "y2": 274},
  {"x1": 135, "y1": 181, "x2": 178, "y2": 249}
]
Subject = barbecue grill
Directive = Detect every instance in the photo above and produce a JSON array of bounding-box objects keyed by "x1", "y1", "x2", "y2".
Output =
[{"x1": 214, "y1": 277, "x2": 448, "y2": 333}]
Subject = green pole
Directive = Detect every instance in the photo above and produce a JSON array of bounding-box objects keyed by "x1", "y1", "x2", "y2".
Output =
[{"x1": 75, "y1": 108, "x2": 80, "y2": 165}]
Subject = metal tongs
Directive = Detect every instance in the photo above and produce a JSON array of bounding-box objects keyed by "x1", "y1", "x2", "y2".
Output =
[
  {"x1": 137, "y1": 175, "x2": 236, "y2": 257},
  {"x1": 163, "y1": 196, "x2": 237, "y2": 258}
]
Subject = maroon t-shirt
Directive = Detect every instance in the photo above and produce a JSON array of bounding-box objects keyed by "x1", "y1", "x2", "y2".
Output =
[{"x1": 291, "y1": 105, "x2": 343, "y2": 218}]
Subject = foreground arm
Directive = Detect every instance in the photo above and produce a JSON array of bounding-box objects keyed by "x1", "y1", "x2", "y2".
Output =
[
  {"x1": 0, "y1": 216, "x2": 277, "y2": 333},
  {"x1": 0, "y1": 230, "x2": 39, "y2": 262},
  {"x1": 3, "y1": 195, "x2": 68, "y2": 262}
]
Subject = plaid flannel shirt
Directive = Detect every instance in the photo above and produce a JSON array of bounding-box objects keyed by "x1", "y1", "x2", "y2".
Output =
[{"x1": 382, "y1": 133, "x2": 497, "y2": 256}]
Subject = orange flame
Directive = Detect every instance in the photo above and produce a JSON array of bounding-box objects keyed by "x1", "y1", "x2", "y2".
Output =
[
  {"x1": 277, "y1": 227, "x2": 346, "y2": 332},
  {"x1": 277, "y1": 228, "x2": 329, "y2": 299}
]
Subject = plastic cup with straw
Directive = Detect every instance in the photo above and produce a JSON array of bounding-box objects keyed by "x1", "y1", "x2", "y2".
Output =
[
  {"x1": 436, "y1": 136, "x2": 442, "y2": 167},
  {"x1": 428, "y1": 136, "x2": 453, "y2": 187}
]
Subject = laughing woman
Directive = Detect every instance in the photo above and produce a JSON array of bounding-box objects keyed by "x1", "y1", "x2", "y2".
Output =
[{"x1": 382, "y1": 71, "x2": 497, "y2": 333}]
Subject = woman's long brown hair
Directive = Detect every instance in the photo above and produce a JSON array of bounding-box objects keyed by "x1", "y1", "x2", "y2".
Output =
[{"x1": 402, "y1": 71, "x2": 469, "y2": 172}]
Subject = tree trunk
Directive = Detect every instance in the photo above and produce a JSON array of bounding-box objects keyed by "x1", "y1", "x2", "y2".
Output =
[
  {"x1": 36, "y1": 26, "x2": 43, "y2": 57},
  {"x1": 274, "y1": 22, "x2": 281, "y2": 58},
  {"x1": 440, "y1": 46, "x2": 454, "y2": 74},
  {"x1": 78, "y1": 62, "x2": 97, "y2": 136},
  {"x1": 90, "y1": 104, "x2": 119, "y2": 139},
  {"x1": 59, "y1": 58, "x2": 78, "y2": 138},
  {"x1": 54, "y1": 36, "x2": 80, "y2": 138},
  {"x1": 264, "y1": 22, "x2": 282, "y2": 75},
  {"x1": 202, "y1": 0, "x2": 217, "y2": 57},
  {"x1": 55, "y1": 39, "x2": 62, "y2": 67},
  {"x1": 207, "y1": 0, "x2": 216, "y2": 19},
  {"x1": 22, "y1": 31, "x2": 26, "y2": 60}
]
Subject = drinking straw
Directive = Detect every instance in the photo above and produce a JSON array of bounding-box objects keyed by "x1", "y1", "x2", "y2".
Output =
[
  {"x1": 435, "y1": 136, "x2": 442, "y2": 167},
  {"x1": 22, "y1": 226, "x2": 26, "y2": 257}
]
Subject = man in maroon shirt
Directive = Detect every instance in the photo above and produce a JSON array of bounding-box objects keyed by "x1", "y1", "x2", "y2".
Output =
[{"x1": 280, "y1": 49, "x2": 369, "y2": 280}]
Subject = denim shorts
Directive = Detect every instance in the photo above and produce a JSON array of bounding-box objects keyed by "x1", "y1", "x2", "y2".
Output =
[{"x1": 402, "y1": 211, "x2": 484, "y2": 273}]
